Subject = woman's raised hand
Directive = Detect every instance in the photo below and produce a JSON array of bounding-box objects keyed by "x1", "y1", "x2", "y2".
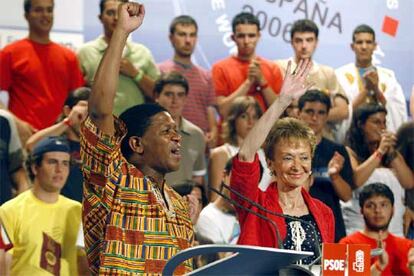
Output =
[{"x1": 279, "y1": 59, "x2": 313, "y2": 103}]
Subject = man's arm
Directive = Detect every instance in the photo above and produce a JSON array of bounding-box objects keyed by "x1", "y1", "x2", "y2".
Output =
[
  {"x1": 119, "y1": 58, "x2": 156, "y2": 99},
  {"x1": 239, "y1": 60, "x2": 312, "y2": 162},
  {"x1": 328, "y1": 95, "x2": 349, "y2": 122},
  {"x1": 88, "y1": 3, "x2": 145, "y2": 134},
  {"x1": 251, "y1": 59, "x2": 279, "y2": 107},
  {"x1": 205, "y1": 106, "x2": 218, "y2": 148},
  {"x1": 328, "y1": 151, "x2": 352, "y2": 201}
]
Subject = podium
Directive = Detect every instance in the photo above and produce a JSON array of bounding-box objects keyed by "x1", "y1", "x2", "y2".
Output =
[{"x1": 162, "y1": 244, "x2": 313, "y2": 275}]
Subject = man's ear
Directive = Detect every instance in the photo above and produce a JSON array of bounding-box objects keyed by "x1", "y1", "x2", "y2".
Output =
[
  {"x1": 63, "y1": 105, "x2": 71, "y2": 117},
  {"x1": 31, "y1": 164, "x2": 38, "y2": 176},
  {"x1": 129, "y1": 136, "x2": 144, "y2": 154},
  {"x1": 350, "y1": 42, "x2": 355, "y2": 52},
  {"x1": 98, "y1": 14, "x2": 102, "y2": 23},
  {"x1": 231, "y1": 33, "x2": 235, "y2": 42}
]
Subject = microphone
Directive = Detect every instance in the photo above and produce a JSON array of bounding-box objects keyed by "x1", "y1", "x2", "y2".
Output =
[
  {"x1": 210, "y1": 183, "x2": 322, "y2": 266},
  {"x1": 209, "y1": 184, "x2": 283, "y2": 249}
]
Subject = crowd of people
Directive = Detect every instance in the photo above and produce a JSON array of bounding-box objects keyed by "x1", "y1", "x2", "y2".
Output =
[{"x1": 0, "y1": 0, "x2": 413, "y2": 275}]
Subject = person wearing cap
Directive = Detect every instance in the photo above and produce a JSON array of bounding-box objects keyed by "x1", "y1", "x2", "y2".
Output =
[
  {"x1": 81, "y1": 3, "x2": 198, "y2": 275},
  {"x1": 0, "y1": 136, "x2": 88, "y2": 275},
  {"x1": 26, "y1": 87, "x2": 90, "y2": 202}
]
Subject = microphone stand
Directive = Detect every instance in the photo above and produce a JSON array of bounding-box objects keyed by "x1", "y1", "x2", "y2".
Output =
[{"x1": 209, "y1": 185, "x2": 284, "y2": 249}]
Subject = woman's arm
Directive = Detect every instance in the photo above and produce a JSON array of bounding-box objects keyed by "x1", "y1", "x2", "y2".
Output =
[
  {"x1": 238, "y1": 60, "x2": 313, "y2": 162},
  {"x1": 389, "y1": 152, "x2": 414, "y2": 189},
  {"x1": 346, "y1": 147, "x2": 381, "y2": 188},
  {"x1": 208, "y1": 147, "x2": 229, "y2": 202},
  {"x1": 347, "y1": 133, "x2": 393, "y2": 188}
]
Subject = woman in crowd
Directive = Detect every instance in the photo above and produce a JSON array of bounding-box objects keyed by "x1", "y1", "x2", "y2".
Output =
[
  {"x1": 208, "y1": 96, "x2": 271, "y2": 201},
  {"x1": 342, "y1": 104, "x2": 414, "y2": 236},
  {"x1": 396, "y1": 121, "x2": 414, "y2": 238},
  {"x1": 231, "y1": 60, "x2": 335, "y2": 265}
]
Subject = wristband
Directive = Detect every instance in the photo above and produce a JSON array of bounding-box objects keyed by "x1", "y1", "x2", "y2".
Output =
[
  {"x1": 133, "y1": 69, "x2": 144, "y2": 83},
  {"x1": 63, "y1": 117, "x2": 72, "y2": 127},
  {"x1": 374, "y1": 150, "x2": 383, "y2": 161},
  {"x1": 374, "y1": 261, "x2": 385, "y2": 272}
]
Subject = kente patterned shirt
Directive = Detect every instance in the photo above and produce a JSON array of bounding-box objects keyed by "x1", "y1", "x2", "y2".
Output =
[{"x1": 80, "y1": 116, "x2": 194, "y2": 275}]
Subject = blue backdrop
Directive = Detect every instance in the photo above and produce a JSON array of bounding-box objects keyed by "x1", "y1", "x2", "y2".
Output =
[{"x1": 1, "y1": 0, "x2": 413, "y2": 99}]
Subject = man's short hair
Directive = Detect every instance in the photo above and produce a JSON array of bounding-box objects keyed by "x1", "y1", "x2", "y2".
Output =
[
  {"x1": 352, "y1": 24, "x2": 376, "y2": 42},
  {"x1": 290, "y1": 19, "x2": 319, "y2": 40},
  {"x1": 119, "y1": 104, "x2": 167, "y2": 159},
  {"x1": 232, "y1": 12, "x2": 260, "y2": 33},
  {"x1": 64, "y1": 87, "x2": 91, "y2": 109},
  {"x1": 24, "y1": 0, "x2": 54, "y2": 13},
  {"x1": 169, "y1": 15, "x2": 198, "y2": 34},
  {"x1": 99, "y1": 0, "x2": 128, "y2": 15},
  {"x1": 359, "y1": 182, "x2": 394, "y2": 208},
  {"x1": 154, "y1": 72, "x2": 189, "y2": 96},
  {"x1": 298, "y1": 89, "x2": 331, "y2": 112}
]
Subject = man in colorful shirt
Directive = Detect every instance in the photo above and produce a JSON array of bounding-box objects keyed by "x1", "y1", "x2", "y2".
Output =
[{"x1": 80, "y1": 3, "x2": 196, "y2": 275}]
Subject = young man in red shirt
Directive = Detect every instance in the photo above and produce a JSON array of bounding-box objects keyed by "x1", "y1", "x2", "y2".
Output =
[{"x1": 340, "y1": 183, "x2": 414, "y2": 275}]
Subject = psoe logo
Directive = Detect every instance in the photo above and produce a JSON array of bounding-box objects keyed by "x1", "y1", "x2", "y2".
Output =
[
  {"x1": 323, "y1": 259, "x2": 345, "y2": 271},
  {"x1": 352, "y1": 250, "x2": 365, "y2": 272}
]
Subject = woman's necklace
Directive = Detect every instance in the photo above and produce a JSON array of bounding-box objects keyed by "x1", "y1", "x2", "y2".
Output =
[{"x1": 145, "y1": 176, "x2": 176, "y2": 219}]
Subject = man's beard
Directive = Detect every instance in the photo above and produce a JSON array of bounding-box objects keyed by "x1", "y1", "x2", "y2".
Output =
[
  {"x1": 363, "y1": 215, "x2": 391, "y2": 232},
  {"x1": 176, "y1": 49, "x2": 193, "y2": 58}
]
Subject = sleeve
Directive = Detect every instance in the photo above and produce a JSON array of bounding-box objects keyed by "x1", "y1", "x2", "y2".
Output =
[
  {"x1": 206, "y1": 71, "x2": 217, "y2": 107},
  {"x1": 0, "y1": 221, "x2": 12, "y2": 251},
  {"x1": 0, "y1": 207, "x2": 15, "y2": 252},
  {"x1": 320, "y1": 203, "x2": 336, "y2": 243},
  {"x1": 76, "y1": 222, "x2": 84, "y2": 248},
  {"x1": 80, "y1": 116, "x2": 127, "y2": 211},
  {"x1": 67, "y1": 52, "x2": 86, "y2": 90},
  {"x1": 0, "y1": 110, "x2": 24, "y2": 173},
  {"x1": 212, "y1": 63, "x2": 230, "y2": 97},
  {"x1": 230, "y1": 154, "x2": 261, "y2": 210},
  {"x1": 338, "y1": 145, "x2": 355, "y2": 189},
  {"x1": 383, "y1": 73, "x2": 408, "y2": 133},
  {"x1": 325, "y1": 66, "x2": 348, "y2": 99},
  {"x1": 0, "y1": 49, "x2": 12, "y2": 91},
  {"x1": 195, "y1": 212, "x2": 223, "y2": 244},
  {"x1": 76, "y1": 47, "x2": 94, "y2": 86},
  {"x1": 141, "y1": 48, "x2": 160, "y2": 80},
  {"x1": 338, "y1": 236, "x2": 350, "y2": 244},
  {"x1": 192, "y1": 131, "x2": 207, "y2": 176}
]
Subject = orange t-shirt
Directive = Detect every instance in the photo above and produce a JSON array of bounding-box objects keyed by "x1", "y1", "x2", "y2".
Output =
[
  {"x1": 340, "y1": 231, "x2": 413, "y2": 276},
  {"x1": 0, "y1": 39, "x2": 84, "y2": 129},
  {"x1": 212, "y1": 56, "x2": 283, "y2": 111}
]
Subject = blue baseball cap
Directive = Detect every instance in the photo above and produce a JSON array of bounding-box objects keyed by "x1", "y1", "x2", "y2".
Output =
[{"x1": 32, "y1": 136, "x2": 70, "y2": 157}]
